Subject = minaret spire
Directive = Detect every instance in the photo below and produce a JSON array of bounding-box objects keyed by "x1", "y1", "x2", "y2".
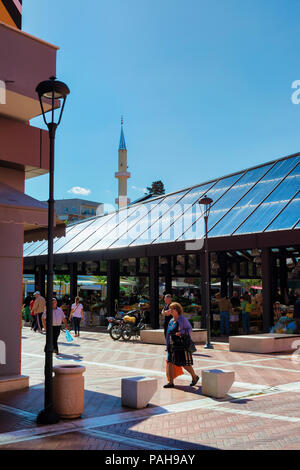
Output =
[
  {"x1": 119, "y1": 116, "x2": 127, "y2": 151},
  {"x1": 115, "y1": 116, "x2": 130, "y2": 209}
]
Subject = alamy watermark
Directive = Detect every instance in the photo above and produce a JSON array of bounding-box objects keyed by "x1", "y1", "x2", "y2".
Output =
[
  {"x1": 291, "y1": 80, "x2": 300, "y2": 104},
  {"x1": 91, "y1": 202, "x2": 205, "y2": 252},
  {"x1": 0, "y1": 80, "x2": 6, "y2": 105},
  {"x1": 0, "y1": 340, "x2": 6, "y2": 365},
  {"x1": 291, "y1": 340, "x2": 300, "y2": 364}
]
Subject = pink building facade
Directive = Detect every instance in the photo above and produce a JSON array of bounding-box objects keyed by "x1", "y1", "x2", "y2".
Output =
[{"x1": 0, "y1": 19, "x2": 62, "y2": 391}]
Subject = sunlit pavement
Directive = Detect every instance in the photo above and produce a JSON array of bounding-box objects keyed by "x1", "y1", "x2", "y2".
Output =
[{"x1": 1, "y1": 327, "x2": 300, "y2": 450}]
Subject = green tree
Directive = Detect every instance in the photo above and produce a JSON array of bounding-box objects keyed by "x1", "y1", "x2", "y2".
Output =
[
  {"x1": 92, "y1": 276, "x2": 107, "y2": 285},
  {"x1": 54, "y1": 274, "x2": 70, "y2": 297},
  {"x1": 239, "y1": 279, "x2": 261, "y2": 290},
  {"x1": 145, "y1": 180, "x2": 165, "y2": 196}
]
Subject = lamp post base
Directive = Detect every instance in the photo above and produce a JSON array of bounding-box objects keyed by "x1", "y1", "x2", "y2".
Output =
[
  {"x1": 36, "y1": 407, "x2": 60, "y2": 425},
  {"x1": 204, "y1": 343, "x2": 214, "y2": 349}
]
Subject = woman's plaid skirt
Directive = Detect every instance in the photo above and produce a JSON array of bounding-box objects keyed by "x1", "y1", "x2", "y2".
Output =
[{"x1": 167, "y1": 335, "x2": 193, "y2": 366}]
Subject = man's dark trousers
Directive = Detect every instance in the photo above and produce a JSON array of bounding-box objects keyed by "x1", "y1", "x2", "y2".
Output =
[{"x1": 53, "y1": 326, "x2": 61, "y2": 354}]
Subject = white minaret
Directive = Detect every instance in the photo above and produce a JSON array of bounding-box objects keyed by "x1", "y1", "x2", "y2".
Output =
[{"x1": 115, "y1": 117, "x2": 130, "y2": 209}]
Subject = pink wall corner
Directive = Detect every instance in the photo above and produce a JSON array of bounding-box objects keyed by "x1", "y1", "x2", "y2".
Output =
[
  {"x1": 0, "y1": 24, "x2": 57, "y2": 102},
  {"x1": 0, "y1": 117, "x2": 50, "y2": 171},
  {"x1": 0, "y1": 166, "x2": 24, "y2": 192}
]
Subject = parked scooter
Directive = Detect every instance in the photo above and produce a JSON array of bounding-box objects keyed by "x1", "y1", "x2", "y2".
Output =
[{"x1": 121, "y1": 308, "x2": 146, "y2": 341}]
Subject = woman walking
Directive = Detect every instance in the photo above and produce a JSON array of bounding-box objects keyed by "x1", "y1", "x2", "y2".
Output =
[
  {"x1": 164, "y1": 302, "x2": 199, "y2": 388},
  {"x1": 69, "y1": 296, "x2": 84, "y2": 337}
]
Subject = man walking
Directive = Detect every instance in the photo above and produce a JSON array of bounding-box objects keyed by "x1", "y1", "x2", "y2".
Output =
[
  {"x1": 161, "y1": 294, "x2": 173, "y2": 338},
  {"x1": 32, "y1": 291, "x2": 46, "y2": 333},
  {"x1": 42, "y1": 298, "x2": 68, "y2": 355}
]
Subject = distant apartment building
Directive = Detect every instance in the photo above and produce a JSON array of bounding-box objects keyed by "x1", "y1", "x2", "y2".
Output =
[{"x1": 53, "y1": 199, "x2": 104, "y2": 222}]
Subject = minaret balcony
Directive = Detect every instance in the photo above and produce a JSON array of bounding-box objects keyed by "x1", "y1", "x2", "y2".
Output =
[
  {"x1": 115, "y1": 171, "x2": 131, "y2": 179},
  {"x1": 115, "y1": 197, "x2": 131, "y2": 206}
]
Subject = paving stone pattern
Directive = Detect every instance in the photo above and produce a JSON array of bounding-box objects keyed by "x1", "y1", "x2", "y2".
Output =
[{"x1": 1, "y1": 328, "x2": 300, "y2": 450}]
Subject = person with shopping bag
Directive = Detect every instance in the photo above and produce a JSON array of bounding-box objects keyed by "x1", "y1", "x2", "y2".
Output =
[
  {"x1": 42, "y1": 298, "x2": 68, "y2": 356},
  {"x1": 69, "y1": 296, "x2": 84, "y2": 337},
  {"x1": 164, "y1": 302, "x2": 199, "y2": 389}
]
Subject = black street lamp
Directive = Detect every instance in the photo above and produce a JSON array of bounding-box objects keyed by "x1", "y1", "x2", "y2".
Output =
[
  {"x1": 36, "y1": 76, "x2": 70, "y2": 425},
  {"x1": 199, "y1": 195, "x2": 214, "y2": 350}
]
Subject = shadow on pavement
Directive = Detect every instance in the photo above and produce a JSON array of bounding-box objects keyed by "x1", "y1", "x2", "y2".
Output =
[
  {"x1": 57, "y1": 341, "x2": 80, "y2": 348},
  {"x1": 174, "y1": 385, "x2": 203, "y2": 395},
  {"x1": 78, "y1": 337, "x2": 99, "y2": 341},
  {"x1": 56, "y1": 353, "x2": 84, "y2": 361},
  {"x1": 0, "y1": 384, "x2": 219, "y2": 450},
  {"x1": 193, "y1": 353, "x2": 212, "y2": 358}
]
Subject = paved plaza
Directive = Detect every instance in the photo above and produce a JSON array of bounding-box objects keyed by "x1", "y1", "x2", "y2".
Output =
[{"x1": 1, "y1": 328, "x2": 300, "y2": 450}]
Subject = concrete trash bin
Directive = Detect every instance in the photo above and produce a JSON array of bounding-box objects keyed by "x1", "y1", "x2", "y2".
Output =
[{"x1": 53, "y1": 365, "x2": 86, "y2": 419}]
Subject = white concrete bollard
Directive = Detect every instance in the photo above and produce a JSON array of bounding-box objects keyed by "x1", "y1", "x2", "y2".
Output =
[
  {"x1": 201, "y1": 369, "x2": 235, "y2": 398},
  {"x1": 121, "y1": 376, "x2": 157, "y2": 409}
]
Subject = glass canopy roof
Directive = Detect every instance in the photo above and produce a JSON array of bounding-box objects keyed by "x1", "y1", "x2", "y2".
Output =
[{"x1": 24, "y1": 153, "x2": 300, "y2": 257}]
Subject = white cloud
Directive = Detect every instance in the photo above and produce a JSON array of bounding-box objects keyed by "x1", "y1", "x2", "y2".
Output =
[
  {"x1": 67, "y1": 186, "x2": 91, "y2": 196},
  {"x1": 131, "y1": 185, "x2": 147, "y2": 192}
]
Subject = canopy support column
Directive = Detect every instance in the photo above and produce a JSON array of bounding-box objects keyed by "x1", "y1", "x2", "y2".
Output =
[
  {"x1": 69, "y1": 263, "x2": 78, "y2": 303},
  {"x1": 149, "y1": 256, "x2": 159, "y2": 329},
  {"x1": 200, "y1": 250, "x2": 207, "y2": 329},
  {"x1": 35, "y1": 265, "x2": 45, "y2": 297},
  {"x1": 107, "y1": 260, "x2": 120, "y2": 317},
  {"x1": 165, "y1": 256, "x2": 172, "y2": 294},
  {"x1": 219, "y1": 252, "x2": 227, "y2": 297},
  {"x1": 279, "y1": 249, "x2": 288, "y2": 304},
  {"x1": 261, "y1": 248, "x2": 273, "y2": 333}
]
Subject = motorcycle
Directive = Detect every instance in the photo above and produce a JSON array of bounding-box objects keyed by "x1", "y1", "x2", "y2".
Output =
[
  {"x1": 121, "y1": 309, "x2": 146, "y2": 341},
  {"x1": 107, "y1": 312, "x2": 126, "y2": 340}
]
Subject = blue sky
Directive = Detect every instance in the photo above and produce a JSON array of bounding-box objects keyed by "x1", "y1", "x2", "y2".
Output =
[{"x1": 24, "y1": 0, "x2": 300, "y2": 209}]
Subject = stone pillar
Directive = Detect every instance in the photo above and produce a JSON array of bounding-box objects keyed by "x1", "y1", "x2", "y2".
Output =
[
  {"x1": 0, "y1": 222, "x2": 24, "y2": 379},
  {"x1": 69, "y1": 263, "x2": 78, "y2": 303},
  {"x1": 149, "y1": 256, "x2": 159, "y2": 329},
  {"x1": 261, "y1": 248, "x2": 273, "y2": 333},
  {"x1": 0, "y1": 167, "x2": 28, "y2": 390},
  {"x1": 107, "y1": 260, "x2": 120, "y2": 316}
]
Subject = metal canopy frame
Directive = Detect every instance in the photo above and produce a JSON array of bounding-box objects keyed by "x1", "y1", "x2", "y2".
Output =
[{"x1": 24, "y1": 151, "x2": 300, "y2": 268}]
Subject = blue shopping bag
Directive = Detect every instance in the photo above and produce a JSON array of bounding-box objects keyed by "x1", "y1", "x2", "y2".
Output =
[{"x1": 65, "y1": 329, "x2": 74, "y2": 343}]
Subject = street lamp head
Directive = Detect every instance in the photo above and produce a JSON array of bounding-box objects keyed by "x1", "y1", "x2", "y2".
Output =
[
  {"x1": 36, "y1": 76, "x2": 70, "y2": 128},
  {"x1": 198, "y1": 195, "x2": 213, "y2": 217},
  {"x1": 36, "y1": 76, "x2": 70, "y2": 100},
  {"x1": 198, "y1": 195, "x2": 213, "y2": 207}
]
